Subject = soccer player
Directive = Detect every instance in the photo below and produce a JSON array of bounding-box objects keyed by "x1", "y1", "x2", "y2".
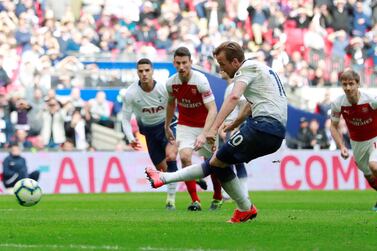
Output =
[
  {"x1": 330, "y1": 69, "x2": 377, "y2": 211},
  {"x1": 218, "y1": 70, "x2": 248, "y2": 200},
  {"x1": 122, "y1": 58, "x2": 178, "y2": 210},
  {"x1": 146, "y1": 41, "x2": 287, "y2": 223},
  {"x1": 164, "y1": 47, "x2": 222, "y2": 211}
]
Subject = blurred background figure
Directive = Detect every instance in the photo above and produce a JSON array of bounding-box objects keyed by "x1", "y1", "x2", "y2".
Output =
[{"x1": 2, "y1": 143, "x2": 40, "y2": 193}]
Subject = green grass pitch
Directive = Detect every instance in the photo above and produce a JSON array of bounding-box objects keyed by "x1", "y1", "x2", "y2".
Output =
[{"x1": 0, "y1": 190, "x2": 376, "y2": 251}]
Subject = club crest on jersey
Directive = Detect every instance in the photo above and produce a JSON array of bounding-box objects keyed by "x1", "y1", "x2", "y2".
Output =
[
  {"x1": 142, "y1": 106, "x2": 164, "y2": 114},
  {"x1": 191, "y1": 89, "x2": 197, "y2": 95},
  {"x1": 362, "y1": 107, "x2": 369, "y2": 113}
]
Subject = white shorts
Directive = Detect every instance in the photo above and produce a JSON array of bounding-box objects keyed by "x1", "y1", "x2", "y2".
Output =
[
  {"x1": 350, "y1": 136, "x2": 377, "y2": 176},
  {"x1": 176, "y1": 124, "x2": 213, "y2": 159}
]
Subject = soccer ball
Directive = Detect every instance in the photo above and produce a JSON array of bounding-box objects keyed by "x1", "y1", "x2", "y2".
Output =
[{"x1": 13, "y1": 178, "x2": 42, "y2": 207}]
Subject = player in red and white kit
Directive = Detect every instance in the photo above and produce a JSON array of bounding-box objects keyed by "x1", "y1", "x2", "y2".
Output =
[
  {"x1": 165, "y1": 47, "x2": 222, "y2": 211},
  {"x1": 330, "y1": 69, "x2": 377, "y2": 211}
]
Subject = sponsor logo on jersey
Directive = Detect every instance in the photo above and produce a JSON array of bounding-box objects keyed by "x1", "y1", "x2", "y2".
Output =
[{"x1": 142, "y1": 106, "x2": 165, "y2": 114}]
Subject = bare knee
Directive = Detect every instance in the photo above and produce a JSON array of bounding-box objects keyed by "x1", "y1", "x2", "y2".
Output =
[
  {"x1": 166, "y1": 152, "x2": 176, "y2": 162},
  {"x1": 209, "y1": 155, "x2": 227, "y2": 168},
  {"x1": 165, "y1": 144, "x2": 177, "y2": 162},
  {"x1": 180, "y1": 150, "x2": 192, "y2": 167}
]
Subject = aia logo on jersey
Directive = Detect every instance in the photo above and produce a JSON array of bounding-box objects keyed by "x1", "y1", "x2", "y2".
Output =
[{"x1": 142, "y1": 106, "x2": 164, "y2": 114}]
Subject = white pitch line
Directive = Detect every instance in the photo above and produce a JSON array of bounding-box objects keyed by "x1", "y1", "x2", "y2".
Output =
[{"x1": 0, "y1": 243, "x2": 123, "y2": 250}]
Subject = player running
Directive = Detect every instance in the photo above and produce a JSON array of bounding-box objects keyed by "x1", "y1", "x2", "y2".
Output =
[
  {"x1": 164, "y1": 47, "x2": 222, "y2": 211},
  {"x1": 146, "y1": 41, "x2": 287, "y2": 222},
  {"x1": 330, "y1": 69, "x2": 377, "y2": 211},
  {"x1": 122, "y1": 58, "x2": 178, "y2": 210}
]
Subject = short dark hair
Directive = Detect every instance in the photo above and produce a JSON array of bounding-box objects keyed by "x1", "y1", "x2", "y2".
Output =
[
  {"x1": 137, "y1": 58, "x2": 153, "y2": 67},
  {"x1": 173, "y1": 47, "x2": 191, "y2": 59},
  {"x1": 213, "y1": 41, "x2": 245, "y2": 62},
  {"x1": 339, "y1": 69, "x2": 360, "y2": 84}
]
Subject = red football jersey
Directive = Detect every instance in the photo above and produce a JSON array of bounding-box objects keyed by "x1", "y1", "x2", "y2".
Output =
[{"x1": 166, "y1": 70, "x2": 215, "y2": 128}]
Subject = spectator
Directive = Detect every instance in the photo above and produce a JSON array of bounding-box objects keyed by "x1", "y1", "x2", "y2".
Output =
[
  {"x1": 88, "y1": 91, "x2": 113, "y2": 128},
  {"x1": 13, "y1": 98, "x2": 32, "y2": 131},
  {"x1": 308, "y1": 118, "x2": 329, "y2": 150},
  {"x1": 0, "y1": 55, "x2": 10, "y2": 88},
  {"x1": 60, "y1": 138, "x2": 75, "y2": 151},
  {"x1": 11, "y1": 129, "x2": 32, "y2": 150},
  {"x1": 2, "y1": 143, "x2": 40, "y2": 192},
  {"x1": 297, "y1": 117, "x2": 312, "y2": 149},
  {"x1": 27, "y1": 88, "x2": 46, "y2": 136},
  {"x1": 352, "y1": 1, "x2": 372, "y2": 37},
  {"x1": 64, "y1": 109, "x2": 90, "y2": 150},
  {"x1": 40, "y1": 98, "x2": 68, "y2": 148},
  {"x1": 328, "y1": 0, "x2": 353, "y2": 35}
]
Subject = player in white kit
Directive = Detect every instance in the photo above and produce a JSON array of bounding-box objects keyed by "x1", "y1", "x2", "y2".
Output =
[
  {"x1": 330, "y1": 69, "x2": 377, "y2": 211},
  {"x1": 146, "y1": 41, "x2": 287, "y2": 223},
  {"x1": 218, "y1": 70, "x2": 248, "y2": 200},
  {"x1": 122, "y1": 58, "x2": 178, "y2": 210}
]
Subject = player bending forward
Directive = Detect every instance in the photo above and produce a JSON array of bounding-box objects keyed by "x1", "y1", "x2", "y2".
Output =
[
  {"x1": 146, "y1": 41, "x2": 287, "y2": 223},
  {"x1": 330, "y1": 69, "x2": 377, "y2": 211}
]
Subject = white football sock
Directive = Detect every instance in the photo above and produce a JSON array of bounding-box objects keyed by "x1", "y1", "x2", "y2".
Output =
[
  {"x1": 161, "y1": 163, "x2": 205, "y2": 183},
  {"x1": 221, "y1": 177, "x2": 251, "y2": 211},
  {"x1": 239, "y1": 177, "x2": 249, "y2": 198},
  {"x1": 166, "y1": 183, "x2": 177, "y2": 203}
]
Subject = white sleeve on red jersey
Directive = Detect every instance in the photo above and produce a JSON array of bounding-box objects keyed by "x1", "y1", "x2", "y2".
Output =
[
  {"x1": 165, "y1": 76, "x2": 174, "y2": 95},
  {"x1": 366, "y1": 93, "x2": 377, "y2": 109},
  {"x1": 196, "y1": 72, "x2": 215, "y2": 104},
  {"x1": 330, "y1": 95, "x2": 343, "y2": 122}
]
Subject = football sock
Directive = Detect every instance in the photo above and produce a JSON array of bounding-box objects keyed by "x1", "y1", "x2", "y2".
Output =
[
  {"x1": 221, "y1": 177, "x2": 251, "y2": 212},
  {"x1": 239, "y1": 177, "x2": 249, "y2": 198},
  {"x1": 235, "y1": 163, "x2": 247, "y2": 179},
  {"x1": 166, "y1": 161, "x2": 178, "y2": 203},
  {"x1": 167, "y1": 160, "x2": 178, "y2": 172},
  {"x1": 166, "y1": 182, "x2": 177, "y2": 203},
  {"x1": 211, "y1": 173, "x2": 222, "y2": 200},
  {"x1": 185, "y1": 180, "x2": 200, "y2": 202},
  {"x1": 161, "y1": 163, "x2": 206, "y2": 183}
]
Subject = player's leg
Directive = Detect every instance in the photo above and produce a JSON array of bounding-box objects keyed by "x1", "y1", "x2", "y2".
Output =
[
  {"x1": 354, "y1": 140, "x2": 377, "y2": 210},
  {"x1": 145, "y1": 129, "x2": 175, "y2": 209},
  {"x1": 235, "y1": 163, "x2": 249, "y2": 198},
  {"x1": 176, "y1": 125, "x2": 205, "y2": 210},
  {"x1": 180, "y1": 148, "x2": 202, "y2": 210},
  {"x1": 213, "y1": 122, "x2": 283, "y2": 223},
  {"x1": 199, "y1": 146, "x2": 223, "y2": 210},
  {"x1": 164, "y1": 140, "x2": 178, "y2": 210}
]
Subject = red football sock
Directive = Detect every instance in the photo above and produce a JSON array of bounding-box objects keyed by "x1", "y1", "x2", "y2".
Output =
[
  {"x1": 211, "y1": 173, "x2": 222, "y2": 200},
  {"x1": 185, "y1": 180, "x2": 200, "y2": 202}
]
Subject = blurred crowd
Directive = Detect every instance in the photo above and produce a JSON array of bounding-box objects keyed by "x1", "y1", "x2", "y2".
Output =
[{"x1": 0, "y1": 0, "x2": 376, "y2": 151}]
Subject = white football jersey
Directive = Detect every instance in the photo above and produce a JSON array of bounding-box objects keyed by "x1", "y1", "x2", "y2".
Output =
[
  {"x1": 224, "y1": 82, "x2": 246, "y2": 122},
  {"x1": 233, "y1": 59, "x2": 288, "y2": 125},
  {"x1": 122, "y1": 81, "x2": 168, "y2": 141}
]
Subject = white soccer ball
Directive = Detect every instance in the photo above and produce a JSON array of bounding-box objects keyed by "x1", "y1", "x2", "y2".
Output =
[{"x1": 13, "y1": 178, "x2": 42, "y2": 207}]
